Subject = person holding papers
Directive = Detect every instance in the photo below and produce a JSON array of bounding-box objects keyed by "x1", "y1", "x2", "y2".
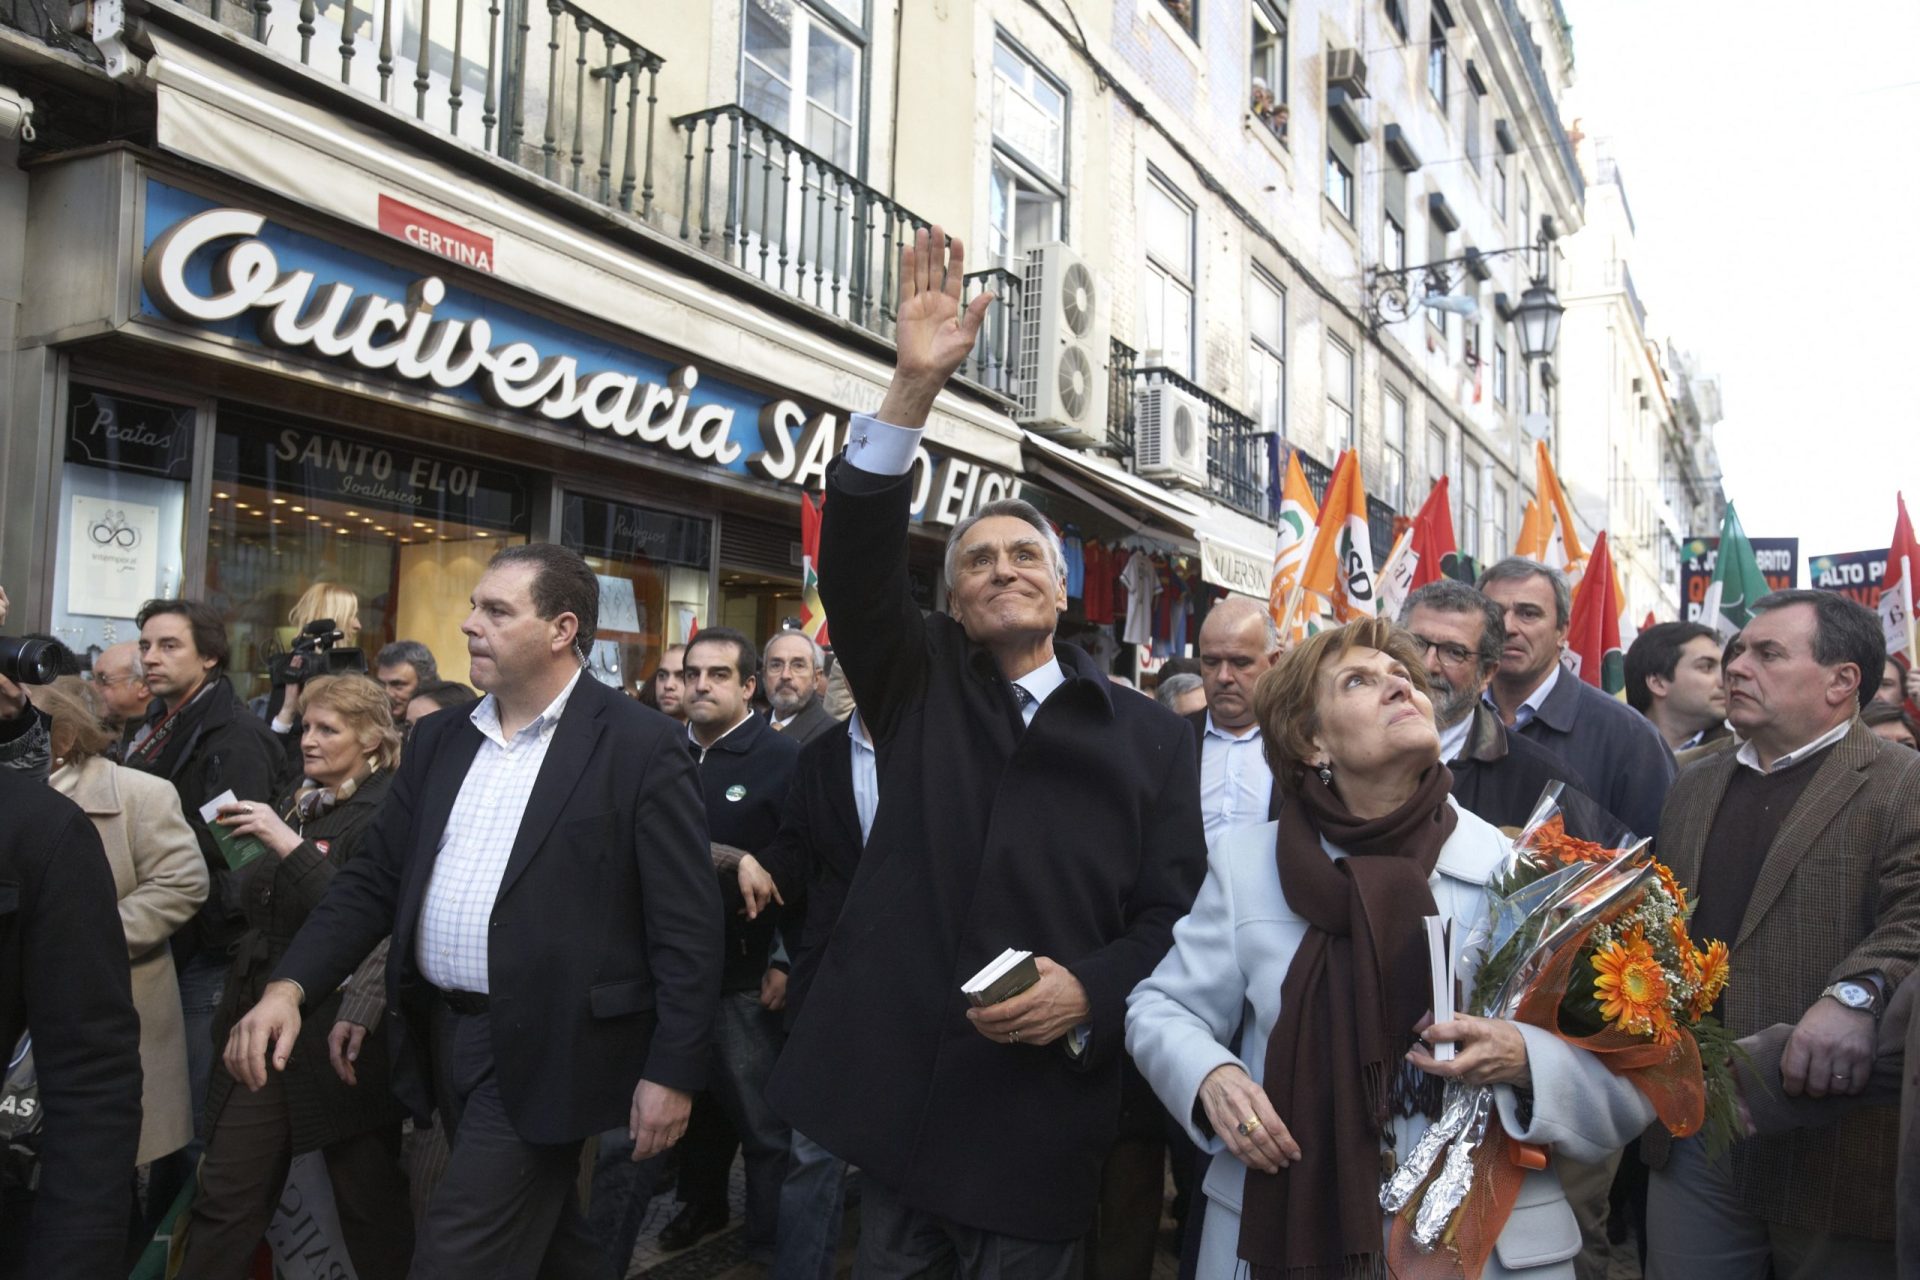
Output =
[
  {"x1": 765, "y1": 227, "x2": 1206, "y2": 1277},
  {"x1": 1126, "y1": 618, "x2": 1656, "y2": 1279},
  {"x1": 179, "y1": 675, "x2": 414, "y2": 1280}
]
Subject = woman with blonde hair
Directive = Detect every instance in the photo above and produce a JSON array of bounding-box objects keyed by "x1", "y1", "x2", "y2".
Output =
[
  {"x1": 27, "y1": 676, "x2": 208, "y2": 1240},
  {"x1": 267, "y1": 580, "x2": 364, "y2": 760},
  {"x1": 180, "y1": 674, "x2": 413, "y2": 1279},
  {"x1": 1127, "y1": 618, "x2": 1657, "y2": 1278},
  {"x1": 288, "y1": 580, "x2": 362, "y2": 642}
]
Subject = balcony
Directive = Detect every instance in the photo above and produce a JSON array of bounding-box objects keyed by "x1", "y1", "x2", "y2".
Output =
[
  {"x1": 141, "y1": 0, "x2": 668, "y2": 215},
  {"x1": 1131, "y1": 365, "x2": 1268, "y2": 518},
  {"x1": 1495, "y1": 0, "x2": 1582, "y2": 199}
]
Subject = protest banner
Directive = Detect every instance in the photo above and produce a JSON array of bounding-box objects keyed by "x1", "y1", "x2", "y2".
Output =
[
  {"x1": 1680, "y1": 536, "x2": 1798, "y2": 626},
  {"x1": 1809, "y1": 548, "x2": 1889, "y2": 610}
]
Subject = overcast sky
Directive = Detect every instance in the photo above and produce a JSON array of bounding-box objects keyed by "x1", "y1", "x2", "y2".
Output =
[{"x1": 1563, "y1": 0, "x2": 1920, "y2": 576}]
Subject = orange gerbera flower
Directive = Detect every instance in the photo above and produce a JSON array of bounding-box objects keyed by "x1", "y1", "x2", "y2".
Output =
[
  {"x1": 1671, "y1": 917, "x2": 1700, "y2": 980},
  {"x1": 1655, "y1": 861, "x2": 1689, "y2": 914},
  {"x1": 1528, "y1": 816, "x2": 1614, "y2": 866},
  {"x1": 1689, "y1": 940, "x2": 1731, "y2": 1019},
  {"x1": 1593, "y1": 928, "x2": 1670, "y2": 1038}
]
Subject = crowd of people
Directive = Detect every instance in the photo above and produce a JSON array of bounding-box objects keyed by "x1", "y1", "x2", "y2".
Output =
[{"x1": 2, "y1": 226, "x2": 1916, "y2": 1280}]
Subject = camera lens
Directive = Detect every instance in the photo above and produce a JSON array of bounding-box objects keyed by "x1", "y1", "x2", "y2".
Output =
[{"x1": 0, "y1": 636, "x2": 59, "y2": 686}]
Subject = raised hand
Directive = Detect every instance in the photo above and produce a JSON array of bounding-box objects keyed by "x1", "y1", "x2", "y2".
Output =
[{"x1": 875, "y1": 224, "x2": 995, "y2": 429}]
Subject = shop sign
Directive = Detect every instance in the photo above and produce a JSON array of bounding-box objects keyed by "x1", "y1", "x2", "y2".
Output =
[
  {"x1": 562, "y1": 493, "x2": 711, "y2": 570},
  {"x1": 215, "y1": 413, "x2": 529, "y2": 530},
  {"x1": 66, "y1": 385, "x2": 195, "y2": 480},
  {"x1": 377, "y1": 195, "x2": 495, "y2": 273},
  {"x1": 138, "y1": 182, "x2": 1019, "y2": 527},
  {"x1": 1810, "y1": 548, "x2": 1889, "y2": 610},
  {"x1": 1198, "y1": 534, "x2": 1273, "y2": 598},
  {"x1": 1680, "y1": 536, "x2": 1798, "y2": 625}
]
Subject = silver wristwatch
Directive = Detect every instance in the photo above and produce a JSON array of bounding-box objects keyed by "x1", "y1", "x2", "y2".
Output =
[{"x1": 1822, "y1": 979, "x2": 1883, "y2": 1018}]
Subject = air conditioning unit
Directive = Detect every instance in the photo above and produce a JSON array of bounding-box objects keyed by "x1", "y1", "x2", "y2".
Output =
[
  {"x1": 1327, "y1": 47, "x2": 1369, "y2": 98},
  {"x1": 1134, "y1": 377, "x2": 1209, "y2": 490},
  {"x1": 1015, "y1": 242, "x2": 1110, "y2": 447}
]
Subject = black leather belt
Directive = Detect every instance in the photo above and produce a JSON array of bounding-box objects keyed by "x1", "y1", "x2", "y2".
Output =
[{"x1": 435, "y1": 987, "x2": 489, "y2": 1015}]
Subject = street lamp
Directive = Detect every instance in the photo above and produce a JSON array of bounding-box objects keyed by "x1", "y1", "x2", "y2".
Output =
[
  {"x1": 1510, "y1": 278, "x2": 1563, "y2": 363},
  {"x1": 1364, "y1": 225, "x2": 1562, "y2": 362}
]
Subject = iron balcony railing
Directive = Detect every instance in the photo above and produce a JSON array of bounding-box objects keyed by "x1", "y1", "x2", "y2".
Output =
[
  {"x1": 1287, "y1": 446, "x2": 1399, "y2": 569},
  {"x1": 1133, "y1": 365, "x2": 1267, "y2": 519},
  {"x1": 162, "y1": 0, "x2": 665, "y2": 215},
  {"x1": 1107, "y1": 338, "x2": 1137, "y2": 459},
  {"x1": 960, "y1": 267, "x2": 1023, "y2": 403},
  {"x1": 1496, "y1": 0, "x2": 1582, "y2": 200},
  {"x1": 668, "y1": 104, "x2": 928, "y2": 340}
]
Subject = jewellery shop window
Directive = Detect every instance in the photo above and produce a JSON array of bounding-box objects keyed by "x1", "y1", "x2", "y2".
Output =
[
  {"x1": 49, "y1": 384, "x2": 195, "y2": 664},
  {"x1": 561, "y1": 493, "x2": 713, "y2": 694},
  {"x1": 207, "y1": 411, "x2": 530, "y2": 700}
]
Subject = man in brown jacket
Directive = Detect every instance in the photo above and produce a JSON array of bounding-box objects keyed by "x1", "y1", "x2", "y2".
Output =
[{"x1": 1646, "y1": 590, "x2": 1920, "y2": 1280}]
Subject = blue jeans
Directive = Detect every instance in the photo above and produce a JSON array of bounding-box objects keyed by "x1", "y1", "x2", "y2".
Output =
[
  {"x1": 175, "y1": 949, "x2": 231, "y2": 1164},
  {"x1": 704, "y1": 991, "x2": 789, "y2": 1260},
  {"x1": 586, "y1": 1129, "x2": 671, "y2": 1276},
  {"x1": 770, "y1": 1128, "x2": 846, "y2": 1280}
]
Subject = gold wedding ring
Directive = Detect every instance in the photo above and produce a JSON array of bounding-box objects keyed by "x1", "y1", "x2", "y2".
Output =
[{"x1": 1236, "y1": 1116, "x2": 1262, "y2": 1136}]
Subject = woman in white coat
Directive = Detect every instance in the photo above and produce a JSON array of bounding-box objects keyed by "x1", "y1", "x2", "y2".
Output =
[{"x1": 1127, "y1": 619, "x2": 1656, "y2": 1279}]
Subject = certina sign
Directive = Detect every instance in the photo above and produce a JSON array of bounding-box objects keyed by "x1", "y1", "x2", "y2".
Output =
[
  {"x1": 376, "y1": 195, "x2": 495, "y2": 273},
  {"x1": 140, "y1": 204, "x2": 1019, "y2": 524}
]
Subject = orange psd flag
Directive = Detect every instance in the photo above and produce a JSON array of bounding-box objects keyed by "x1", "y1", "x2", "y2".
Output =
[
  {"x1": 1567, "y1": 531, "x2": 1625, "y2": 695},
  {"x1": 1299, "y1": 450, "x2": 1379, "y2": 621}
]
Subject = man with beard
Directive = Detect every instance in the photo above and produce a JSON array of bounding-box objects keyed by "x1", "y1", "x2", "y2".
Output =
[
  {"x1": 763, "y1": 631, "x2": 836, "y2": 745},
  {"x1": 1401, "y1": 580, "x2": 1627, "y2": 842},
  {"x1": 653, "y1": 644, "x2": 688, "y2": 724}
]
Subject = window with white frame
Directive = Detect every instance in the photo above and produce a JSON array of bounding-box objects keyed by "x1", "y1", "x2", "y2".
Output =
[
  {"x1": 1326, "y1": 147, "x2": 1355, "y2": 221},
  {"x1": 1249, "y1": 268, "x2": 1287, "y2": 437},
  {"x1": 1325, "y1": 335, "x2": 1355, "y2": 451},
  {"x1": 1491, "y1": 481, "x2": 1510, "y2": 556},
  {"x1": 1464, "y1": 75, "x2": 1482, "y2": 173},
  {"x1": 1427, "y1": 422, "x2": 1448, "y2": 497},
  {"x1": 1460, "y1": 454, "x2": 1483, "y2": 559},
  {"x1": 1251, "y1": 1, "x2": 1288, "y2": 143},
  {"x1": 1427, "y1": 14, "x2": 1448, "y2": 109},
  {"x1": 742, "y1": 0, "x2": 859, "y2": 169},
  {"x1": 1384, "y1": 213, "x2": 1406, "y2": 271},
  {"x1": 1493, "y1": 338, "x2": 1509, "y2": 406},
  {"x1": 1520, "y1": 171, "x2": 1532, "y2": 242},
  {"x1": 1494, "y1": 157, "x2": 1508, "y2": 217},
  {"x1": 988, "y1": 37, "x2": 1067, "y2": 269},
  {"x1": 1383, "y1": 388, "x2": 1408, "y2": 510},
  {"x1": 1143, "y1": 172, "x2": 1197, "y2": 377}
]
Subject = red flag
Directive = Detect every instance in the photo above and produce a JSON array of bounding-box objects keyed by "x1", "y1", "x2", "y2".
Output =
[
  {"x1": 799, "y1": 492, "x2": 831, "y2": 647},
  {"x1": 1641, "y1": 610, "x2": 1658, "y2": 634},
  {"x1": 1566, "y1": 532, "x2": 1625, "y2": 695},
  {"x1": 1881, "y1": 493, "x2": 1920, "y2": 660},
  {"x1": 1408, "y1": 478, "x2": 1458, "y2": 594}
]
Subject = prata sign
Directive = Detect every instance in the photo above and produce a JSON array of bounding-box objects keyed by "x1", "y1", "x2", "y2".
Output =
[{"x1": 137, "y1": 181, "x2": 1017, "y2": 526}]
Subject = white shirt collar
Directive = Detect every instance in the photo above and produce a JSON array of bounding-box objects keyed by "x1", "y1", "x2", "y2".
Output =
[
  {"x1": 1011, "y1": 658, "x2": 1068, "y2": 708},
  {"x1": 1437, "y1": 711, "x2": 1474, "y2": 763},
  {"x1": 471, "y1": 669, "x2": 582, "y2": 749},
  {"x1": 1734, "y1": 718, "x2": 1852, "y2": 775},
  {"x1": 1203, "y1": 711, "x2": 1261, "y2": 742}
]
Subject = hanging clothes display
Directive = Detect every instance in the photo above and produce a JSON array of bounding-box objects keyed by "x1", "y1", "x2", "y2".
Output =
[
  {"x1": 1120, "y1": 547, "x2": 1160, "y2": 647},
  {"x1": 1061, "y1": 526, "x2": 1086, "y2": 600}
]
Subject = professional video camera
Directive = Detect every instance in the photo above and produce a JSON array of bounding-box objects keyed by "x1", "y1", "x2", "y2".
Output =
[
  {"x1": 279, "y1": 618, "x2": 369, "y2": 684},
  {"x1": 0, "y1": 635, "x2": 59, "y2": 686}
]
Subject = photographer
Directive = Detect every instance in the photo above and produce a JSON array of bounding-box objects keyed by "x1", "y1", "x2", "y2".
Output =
[
  {"x1": 266, "y1": 583, "x2": 366, "y2": 766},
  {"x1": 0, "y1": 586, "x2": 52, "y2": 778}
]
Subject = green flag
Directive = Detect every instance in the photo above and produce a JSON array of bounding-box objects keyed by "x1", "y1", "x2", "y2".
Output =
[{"x1": 1698, "y1": 502, "x2": 1770, "y2": 639}]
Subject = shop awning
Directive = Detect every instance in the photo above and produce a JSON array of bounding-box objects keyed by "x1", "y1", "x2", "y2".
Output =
[
  {"x1": 1021, "y1": 433, "x2": 1276, "y2": 598},
  {"x1": 137, "y1": 28, "x2": 1025, "y2": 474}
]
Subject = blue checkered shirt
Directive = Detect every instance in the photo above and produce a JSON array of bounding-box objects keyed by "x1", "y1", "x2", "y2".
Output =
[{"x1": 415, "y1": 671, "x2": 581, "y2": 994}]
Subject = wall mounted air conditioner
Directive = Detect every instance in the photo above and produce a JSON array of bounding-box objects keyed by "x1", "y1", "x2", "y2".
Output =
[
  {"x1": 1327, "y1": 47, "x2": 1369, "y2": 98},
  {"x1": 1015, "y1": 241, "x2": 1110, "y2": 447},
  {"x1": 1134, "y1": 377, "x2": 1210, "y2": 490}
]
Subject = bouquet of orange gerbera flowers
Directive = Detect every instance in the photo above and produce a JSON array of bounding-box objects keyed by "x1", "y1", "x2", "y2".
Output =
[{"x1": 1382, "y1": 787, "x2": 1742, "y2": 1279}]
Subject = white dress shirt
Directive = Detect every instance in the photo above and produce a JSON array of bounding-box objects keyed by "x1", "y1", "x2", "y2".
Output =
[
  {"x1": 1437, "y1": 710, "x2": 1474, "y2": 764},
  {"x1": 1010, "y1": 660, "x2": 1067, "y2": 726},
  {"x1": 1734, "y1": 718, "x2": 1852, "y2": 775},
  {"x1": 1485, "y1": 661, "x2": 1561, "y2": 729},
  {"x1": 416, "y1": 671, "x2": 582, "y2": 993},
  {"x1": 1199, "y1": 714, "x2": 1272, "y2": 845},
  {"x1": 849, "y1": 710, "x2": 878, "y2": 843},
  {"x1": 843, "y1": 411, "x2": 922, "y2": 477}
]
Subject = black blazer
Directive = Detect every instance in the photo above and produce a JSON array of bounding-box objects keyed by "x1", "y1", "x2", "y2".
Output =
[
  {"x1": 767, "y1": 459, "x2": 1208, "y2": 1241},
  {"x1": 753, "y1": 720, "x2": 863, "y2": 1028},
  {"x1": 275, "y1": 674, "x2": 723, "y2": 1145},
  {"x1": 0, "y1": 771, "x2": 141, "y2": 1278},
  {"x1": 694, "y1": 712, "x2": 799, "y2": 993},
  {"x1": 1448, "y1": 703, "x2": 1632, "y2": 846},
  {"x1": 1184, "y1": 708, "x2": 1285, "y2": 824}
]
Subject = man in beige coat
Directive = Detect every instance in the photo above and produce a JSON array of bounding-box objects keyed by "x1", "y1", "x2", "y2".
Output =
[{"x1": 1645, "y1": 591, "x2": 1920, "y2": 1279}]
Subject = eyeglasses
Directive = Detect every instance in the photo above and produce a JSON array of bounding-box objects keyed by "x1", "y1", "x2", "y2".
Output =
[{"x1": 1409, "y1": 634, "x2": 1476, "y2": 668}]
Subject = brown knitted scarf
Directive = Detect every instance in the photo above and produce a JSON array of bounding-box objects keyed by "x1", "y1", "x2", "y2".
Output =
[{"x1": 1239, "y1": 765, "x2": 1458, "y2": 1280}]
